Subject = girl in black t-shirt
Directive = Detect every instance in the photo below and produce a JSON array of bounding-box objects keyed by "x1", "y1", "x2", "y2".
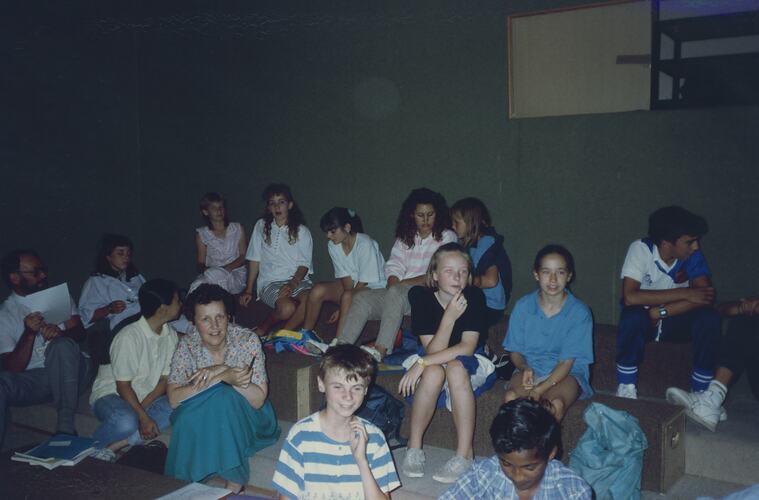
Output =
[{"x1": 398, "y1": 243, "x2": 488, "y2": 484}]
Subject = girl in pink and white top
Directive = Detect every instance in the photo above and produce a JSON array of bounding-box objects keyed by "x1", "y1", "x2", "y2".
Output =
[
  {"x1": 337, "y1": 188, "x2": 457, "y2": 362},
  {"x1": 190, "y1": 192, "x2": 247, "y2": 294}
]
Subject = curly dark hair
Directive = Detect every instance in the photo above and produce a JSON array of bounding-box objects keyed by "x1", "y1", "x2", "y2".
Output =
[
  {"x1": 261, "y1": 183, "x2": 306, "y2": 245},
  {"x1": 395, "y1": 187, "x2": 451, "y2": 248}
]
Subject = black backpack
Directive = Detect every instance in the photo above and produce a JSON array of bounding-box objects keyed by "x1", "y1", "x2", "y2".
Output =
[{"x1": 356, "y1": 385, "x2": 408, "y2": 450}]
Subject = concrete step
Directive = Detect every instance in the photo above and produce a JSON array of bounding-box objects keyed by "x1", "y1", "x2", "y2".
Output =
[{"x1": 683, "y1": 387, "x2": 759, "y2": 486}]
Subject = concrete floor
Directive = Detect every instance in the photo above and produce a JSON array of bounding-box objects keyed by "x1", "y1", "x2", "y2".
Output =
[{"x1": 3, "y1": 375, "x2": 757, "y2": 499}]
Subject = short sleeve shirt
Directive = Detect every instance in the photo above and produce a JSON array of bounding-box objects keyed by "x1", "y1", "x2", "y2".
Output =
[
  {"x1": 168, "y1": 323, "x2": 266, "y2": 388},
  {"x1": 89, "y1": 316, "x2": 178, "y2": 405},
  {"x1": 384, "y1": 229, "x2": 458, "y2": 281},
  {"x1": 502, "y1": 290, "x2": 594, "y2": 398},
  {"x1": 328, "y1": 232, "x2": 386, "y2": 289},
  {"x1": 409, "y1": 286, "x2": 488, "y2": 350},
  {"x1": 78, "y1": 273, "x2": 145, "y2": 329},
  {"x1": 272, "y1": 411, "x2": 400, "y2": 499},
  {"x1": 245, "y1": 219, "x2": 313, "y2": 294},
  {"x1": 440, "y1": 456, "x2": 591, "y2": 500},
  {"x1": 620, "y1": 239, "x2": 710, "y2": 291},
  {"x1": 0, "y1": 292, "x2": 78, "y2": 370}
]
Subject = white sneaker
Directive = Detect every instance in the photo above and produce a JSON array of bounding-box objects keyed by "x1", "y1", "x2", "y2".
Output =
[
  {"x1": 360, "y1": 345, "x2": 383, "y2": 363},
  {"x1": 688, "y1": 388, "x2": 725, "y2": 432},
  {"x1": 665, "y1": 387, "x2": 727, "y2": 422},
  {"x1": 666, "y1": 386, "x2": 694, "y2": 407},
  {"x1": 616, "y1": 383, "x2": 637, "y2": 399},
  {"x1": 401, "y1": 448, "x2": 425, "y2": 478},
  {"x1": 432, "y1": 455, "x2": 473, "y2": 483}
]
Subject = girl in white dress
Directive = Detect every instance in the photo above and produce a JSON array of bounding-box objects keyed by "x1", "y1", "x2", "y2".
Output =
[{"x1": 190, "y1": 192, "x2": 247, "y2": 294}]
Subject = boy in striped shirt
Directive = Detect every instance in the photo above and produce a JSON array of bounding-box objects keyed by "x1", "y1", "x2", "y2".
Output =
[{"x1": 273, "y1": 345, "x2": 400, "y2": 499}]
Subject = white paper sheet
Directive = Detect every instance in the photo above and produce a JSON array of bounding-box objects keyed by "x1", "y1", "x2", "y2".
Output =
[
  {"x1": 155, "y1": 482, "x2": 231, "y2": 500},
  {"x1": 17, "y1": 283, "x2": 72, "y2": 325}
]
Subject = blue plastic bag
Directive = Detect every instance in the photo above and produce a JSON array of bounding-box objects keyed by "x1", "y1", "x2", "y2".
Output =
[{"x1": 569, "y1": 402, "x2": 648, "y2": 500}]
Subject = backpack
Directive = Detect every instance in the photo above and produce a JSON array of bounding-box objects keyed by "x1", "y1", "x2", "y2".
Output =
[
  {"x1": 115, "y1": 440, "x2": 168, "y2": 475},
  {"x1": 356, "y1": 385, "x2": 408, "y2": 450}
]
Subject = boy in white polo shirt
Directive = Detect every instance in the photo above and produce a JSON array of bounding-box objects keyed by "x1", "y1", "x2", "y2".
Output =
[
  {"x1": 616, "y1": 206, "x2": 720, "y2": 400},
  {"x1": 272, "y1": 344, "x2": 400, "y2": 499},
  {"x1": 89, "y1": 279, "x2": 181, "y2": 460}
]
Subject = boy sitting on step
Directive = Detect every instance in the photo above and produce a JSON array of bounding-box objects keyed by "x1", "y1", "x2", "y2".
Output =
[
  {"x1": 272, "y1": 344, "x2": 400, "y2": 499},
  {"x1": 440, "y1": 398, "x2": 590, "y2": 499},
  {"x1": 616, "y1": 206, "x2": 720, "y2": 400}
]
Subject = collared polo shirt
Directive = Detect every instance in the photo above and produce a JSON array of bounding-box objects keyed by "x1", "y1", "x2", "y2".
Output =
[
  {"x1": 89, "y1": 316, "x2": 178, "y2": 405},
  {"x1": 620, "y1": 238, "x2": 710, "y2": 291}
]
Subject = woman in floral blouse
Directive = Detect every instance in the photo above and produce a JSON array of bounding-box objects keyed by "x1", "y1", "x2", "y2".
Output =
[{"x1": 165, "y1": 284, "x2": 280, "y2": 493}]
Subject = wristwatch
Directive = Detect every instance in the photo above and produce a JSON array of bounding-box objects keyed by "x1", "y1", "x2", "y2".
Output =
[
  {"x1": 658, "y1": 306, "x2": 668, "y2": 319},
  {"x1": 416, "y1": 357, "x2": 427, "y2": 369}
]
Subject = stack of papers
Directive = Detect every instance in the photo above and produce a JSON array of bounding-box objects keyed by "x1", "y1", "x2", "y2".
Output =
[
  {"x1": 156, "y1": 483, "x2": 234, "y2": 500},
  {"x1": 12, "y1": 434, "x2": 96, "y2": 470}
]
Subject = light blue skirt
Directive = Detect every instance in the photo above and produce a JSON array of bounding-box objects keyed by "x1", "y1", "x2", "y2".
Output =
[{"x1": 165, "y1": 383, "x2": 280, "y2": 485}]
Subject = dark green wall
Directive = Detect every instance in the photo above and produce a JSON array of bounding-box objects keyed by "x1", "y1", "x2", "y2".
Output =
[
  {"x1": 3, "y1": 1, "x2": 757, "y2": 324},
  {"x1": 1, "y1": 4, "x2": 142, "y2": 297}
]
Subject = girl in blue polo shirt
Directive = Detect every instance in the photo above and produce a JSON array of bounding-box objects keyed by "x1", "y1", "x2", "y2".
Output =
[{"x1": 503, "y1": 244, "x2": 593, "y2": 421}]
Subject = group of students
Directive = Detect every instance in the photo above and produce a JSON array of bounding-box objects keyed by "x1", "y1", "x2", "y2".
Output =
[
  {"x1": 2, "y1": 180, "x2": 757, "y2": 498},
  {"x1": 64, "y1": 182, "x2": 596, "y2": 495}
]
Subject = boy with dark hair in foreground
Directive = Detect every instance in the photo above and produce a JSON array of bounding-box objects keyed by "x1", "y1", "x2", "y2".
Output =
[
  {"x1": 273, "y1": 344, "x2": 400, "y2": 499},
  {"x1": 440, "y1": 398, "x2": 590, "y2": 499}
]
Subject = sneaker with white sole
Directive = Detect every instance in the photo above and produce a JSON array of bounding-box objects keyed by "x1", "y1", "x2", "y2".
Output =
[
  {"x1": 616, "y1": 383, "x2": 637, "y2": 399},
  {"x1": 360, "y1": 345, "x2": 383, "y2": 364},
  {"x1": 432, "y1": 455, "x2": 473, "y2": 483},
  {"x1": 401, "y1": 448, "x2": 425, "y2": 478},
  {"x1": 689, "y1": 388, "x2": 724, "y2": 432},
  {"x1": 665, "y1": 387, "x2": 727, "y2": 422}
]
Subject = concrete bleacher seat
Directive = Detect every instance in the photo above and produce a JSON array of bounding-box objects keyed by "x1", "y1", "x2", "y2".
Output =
[{"x1": 11, "y1": 299, "x2": 691, "y2": 493}]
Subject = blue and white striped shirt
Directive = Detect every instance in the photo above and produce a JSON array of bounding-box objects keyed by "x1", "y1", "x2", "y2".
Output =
[{"x1": 272, "y1": 412, "x2": 401, "y2": 499}]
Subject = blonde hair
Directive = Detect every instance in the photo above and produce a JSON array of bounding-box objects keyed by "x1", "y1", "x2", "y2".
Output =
[{"x1": 424, "y1": 242, "x2": 473, "y2": 290}]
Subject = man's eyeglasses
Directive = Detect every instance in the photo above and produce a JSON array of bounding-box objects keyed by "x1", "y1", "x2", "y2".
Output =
[{"x1": 17, "y1": 267, "x2": 48, "y2": 277}]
